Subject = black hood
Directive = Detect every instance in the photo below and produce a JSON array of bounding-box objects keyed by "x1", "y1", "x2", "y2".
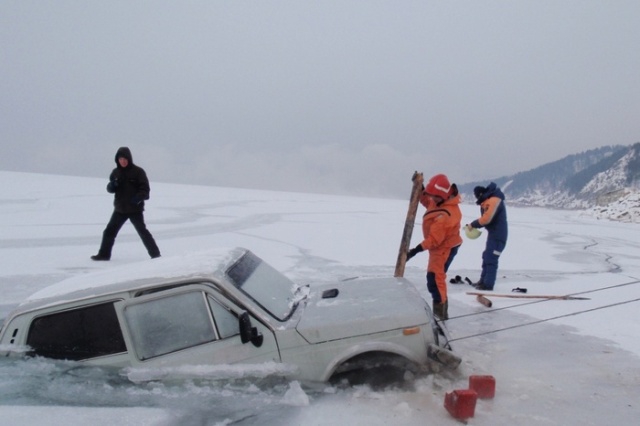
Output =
[
  {"x1": 115, "y1": 147, "x2": 133, "y2": 167},
  {"x1": 476, "y1": 182, "x2": 505, "y2": 205}
]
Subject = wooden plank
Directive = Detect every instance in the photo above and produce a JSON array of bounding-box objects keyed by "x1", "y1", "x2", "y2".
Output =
[
  {"x1": 466, "y1": 292, "x2": 590, "y2": 300},
  {"x1": 394, "y1": 172, "x2": 424, "y2": 278}
]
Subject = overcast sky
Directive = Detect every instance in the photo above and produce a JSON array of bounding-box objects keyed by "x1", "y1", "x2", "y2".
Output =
[{"x1": 2, "y1": 1, "x2": 639, "y2": 198}]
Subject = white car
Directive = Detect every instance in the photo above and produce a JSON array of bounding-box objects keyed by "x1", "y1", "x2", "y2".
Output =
[{"x1": 0, "y1": 248, "x2": 460, "y2": 383}]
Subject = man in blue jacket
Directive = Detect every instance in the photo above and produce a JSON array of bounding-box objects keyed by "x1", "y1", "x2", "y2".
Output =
[
  {"x1": 466, "y1": 182, "x2": 508, "y2": 290},
  {"x1": 91, "y1": 147, "x2": 161, "y2": 261}
]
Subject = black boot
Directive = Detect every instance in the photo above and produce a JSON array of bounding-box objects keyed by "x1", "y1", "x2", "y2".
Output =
[
  {"x1": 433, "y1": 302, "x2": 448, "y2": 321},
  {"x1": 475, "y1": 283, "x2": 493, "y2": 291}
]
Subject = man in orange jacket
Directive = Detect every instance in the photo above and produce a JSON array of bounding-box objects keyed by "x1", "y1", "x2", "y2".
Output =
[{"x1": 406, "y1": 174, "x2": 463, "y2": 320}]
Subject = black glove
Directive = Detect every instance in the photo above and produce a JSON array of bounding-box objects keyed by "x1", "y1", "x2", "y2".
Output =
[
  {"x1": 406, "y1": 244, "x2": 424, "y2": 260},
  {"x1": 131, "y1": 195, "x2": 143, "y2": 205},
  {"x1": 106, "y1": 179, "x2": 119, "y2": 193}
]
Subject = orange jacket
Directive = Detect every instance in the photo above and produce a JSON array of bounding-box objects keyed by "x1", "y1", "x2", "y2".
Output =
[{"x1": 418, "y1": 194, "x2": 463, "y2": 251}]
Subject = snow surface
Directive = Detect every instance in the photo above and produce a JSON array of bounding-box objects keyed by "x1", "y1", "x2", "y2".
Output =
[{"x1": 1, "y1": 171, "x2": 639, "y2": 425}]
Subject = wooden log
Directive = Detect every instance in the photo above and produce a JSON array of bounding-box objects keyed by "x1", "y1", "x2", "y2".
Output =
[
  {"x1": 394, "y1": 172, "x2": 424, "y2": 277},
  {"x1": 476, "y1": 294, "x2": 493, "y2": 307}
]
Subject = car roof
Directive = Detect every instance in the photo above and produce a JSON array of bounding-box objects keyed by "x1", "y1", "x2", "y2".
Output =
[{"x1": 19, "y1": 247, "x2": 247, "y2": 310}]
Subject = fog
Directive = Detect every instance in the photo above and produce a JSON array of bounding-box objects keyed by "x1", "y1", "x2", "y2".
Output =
[{"x1": 2, "y1": 2, "x2": 640, "y2": 197}]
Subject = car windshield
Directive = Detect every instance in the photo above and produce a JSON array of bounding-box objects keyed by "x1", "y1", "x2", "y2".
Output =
[{"x1": 226, "y1": 251, "x2": 302, "y2": 321}]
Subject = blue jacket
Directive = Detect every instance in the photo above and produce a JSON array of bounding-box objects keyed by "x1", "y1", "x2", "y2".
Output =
[{"x1": 470, "y1": 182, "x2": 508, "y2": 243}]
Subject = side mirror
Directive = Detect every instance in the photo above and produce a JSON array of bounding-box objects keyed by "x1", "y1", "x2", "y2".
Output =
[{"x1": 239, "y1": 311, "x2": 264, "y2": 347}]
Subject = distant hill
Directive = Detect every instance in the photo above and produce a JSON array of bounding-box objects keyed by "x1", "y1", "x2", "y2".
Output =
[{"x1": 459, "y1": 143, "x2": 640, "y2": 222}]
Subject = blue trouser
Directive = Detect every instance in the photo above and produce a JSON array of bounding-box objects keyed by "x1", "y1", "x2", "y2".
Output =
[{"x1": 480, "y1": 238, "x2": 506, "y2": 289}]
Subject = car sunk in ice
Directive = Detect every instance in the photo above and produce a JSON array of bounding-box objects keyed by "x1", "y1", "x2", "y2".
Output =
[{"x1": 0, "y1": 248, "x2": 460, "y2": 383}]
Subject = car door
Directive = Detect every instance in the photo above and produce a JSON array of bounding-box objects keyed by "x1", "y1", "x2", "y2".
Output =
[{"x1": 114, "y1": 284, "x2": 280, "y2": 369}]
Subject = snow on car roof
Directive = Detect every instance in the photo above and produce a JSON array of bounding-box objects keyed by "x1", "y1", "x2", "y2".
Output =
[{"x1": 22, "y1": 248, "x2": 245, "y2": 306}]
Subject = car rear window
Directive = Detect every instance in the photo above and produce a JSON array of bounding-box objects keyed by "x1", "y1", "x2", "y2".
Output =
[{"x1": 26, "y1": 301, "x2": 126, "y2": 361}]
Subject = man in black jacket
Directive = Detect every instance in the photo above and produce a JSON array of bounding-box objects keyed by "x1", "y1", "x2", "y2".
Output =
[{"x1": 91, "y1": 147, "x2": 161, "y2": 261}]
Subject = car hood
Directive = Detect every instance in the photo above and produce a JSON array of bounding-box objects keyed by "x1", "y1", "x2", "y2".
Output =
[{"x1": 295, "y1": 277, "x2": 430, "y2": 344}]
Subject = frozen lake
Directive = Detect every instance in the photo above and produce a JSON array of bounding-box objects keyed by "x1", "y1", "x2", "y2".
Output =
[{"x1": 1, "y1": 172, "x2": 639, "y2": 425}]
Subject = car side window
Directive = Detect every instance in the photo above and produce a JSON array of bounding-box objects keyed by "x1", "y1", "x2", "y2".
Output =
[
  {"x1": 26, "y1": 301, "x2": 126, "y2": 361},
  {"x1": 208, "y1": 295, "x2": 239, "y2": 339},
  {"x1": 123, "y1": 291, "x2": 216, "y2": 360}
]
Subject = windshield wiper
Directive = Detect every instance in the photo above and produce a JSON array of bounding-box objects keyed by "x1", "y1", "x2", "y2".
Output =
[{"x1": 283, "y1": 284, "x2": 310, "y2": 320}]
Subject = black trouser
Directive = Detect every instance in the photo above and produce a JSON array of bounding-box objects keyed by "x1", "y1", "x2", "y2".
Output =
[{"x1": 98, "y1": 211, "x2": 160, "y2": 258}]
